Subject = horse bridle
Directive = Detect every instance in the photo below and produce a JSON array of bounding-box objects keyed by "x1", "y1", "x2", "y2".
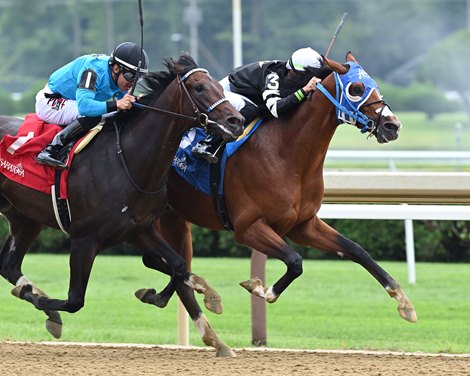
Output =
[
  {"x1": 115, "y1": 68, "x2": 229, "y2": 195},
  {"x1": 132, "y1": 68, "x2": 229, "y2": 132},
  {"x1": 316, "y1": 72, "x2": 391, "y2": 136}
]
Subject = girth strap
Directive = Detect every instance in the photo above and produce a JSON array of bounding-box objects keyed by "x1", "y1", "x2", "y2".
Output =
[{"x1": 209, "y1": 147, "x2": 234, "y2": 231}]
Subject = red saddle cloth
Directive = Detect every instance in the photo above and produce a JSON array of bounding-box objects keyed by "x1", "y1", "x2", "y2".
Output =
[{"x1": 0, "y1": 113, "x2": 70, "y2": 197}]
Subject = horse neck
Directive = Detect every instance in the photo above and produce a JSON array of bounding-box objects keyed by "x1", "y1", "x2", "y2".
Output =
[
  {"x1": 122, "y1": 80, "x2": 189, "y2": 190},
  {"x1": 279, "y1": 77, "x2": 339, "y2": 172}
]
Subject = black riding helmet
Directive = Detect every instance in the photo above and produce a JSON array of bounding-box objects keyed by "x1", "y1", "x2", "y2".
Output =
[{"x1": 110, "y1": 42, "x2": 149, "y2": 81}]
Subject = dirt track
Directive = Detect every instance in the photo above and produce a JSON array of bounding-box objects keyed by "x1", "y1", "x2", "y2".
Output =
[{"x1": 1, "y1": 342, "x2": 469, "y2": 376}]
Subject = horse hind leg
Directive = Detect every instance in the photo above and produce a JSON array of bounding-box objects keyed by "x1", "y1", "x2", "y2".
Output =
[
  {"x1": 11, "y1": 277, "x2": 63, "y2": 338},
  {"x1": 0, "y1": 212, "x2": 63, "y2": 338},
  {"x1": 177, "y1": 282, "x2": 235, "y2": 357}
]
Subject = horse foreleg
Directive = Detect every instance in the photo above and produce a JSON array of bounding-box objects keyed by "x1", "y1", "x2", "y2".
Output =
[
  {"x1": 287, "y1": 216, "x2": 417, "y2": 323},
  {"x1": 177, "y1": 282, "x2": 235, "y2": 357},
  {"x1": 235, "y1": 219, "x2": 303, "y2": 303},
  {"x1": 0, "y1": 212, "x2": 63, "y2": 338},
  {"x1": 132, "y1": 228, "x2": 188, "y2": 309}
]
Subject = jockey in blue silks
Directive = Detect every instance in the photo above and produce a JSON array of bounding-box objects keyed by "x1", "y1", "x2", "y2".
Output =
[{"x1": 35, "y1": 42, "x2": 149, "y2": 170}]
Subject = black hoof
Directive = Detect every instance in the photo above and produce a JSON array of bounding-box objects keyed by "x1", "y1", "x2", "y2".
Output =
[{"x1": 135, "y1": 288, "x2": 168, "y2": 308}]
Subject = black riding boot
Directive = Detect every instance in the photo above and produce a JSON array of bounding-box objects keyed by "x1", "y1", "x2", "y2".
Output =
[
  {"x1": 191, "y1": 135, "x2": 225, "y2": 164},
  {"x1": 35, "y1": 118, "x2": 94, "y2": 169},
  {"x1": 191, "y1": 102, "x2": 258, "y2": 164}
]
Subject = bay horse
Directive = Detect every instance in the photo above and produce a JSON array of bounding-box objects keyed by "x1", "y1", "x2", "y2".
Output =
[
  {"x1": 0, "y1": 54, "x2": 244, "y2": 356},
  {"x1": 158, "y1": 52, "x2": 417, "y2": 324}
]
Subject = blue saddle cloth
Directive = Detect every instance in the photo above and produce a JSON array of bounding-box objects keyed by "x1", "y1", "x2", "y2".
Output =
[{"x1": 172, "y1": 118, "x2": 263, "y2": 195}]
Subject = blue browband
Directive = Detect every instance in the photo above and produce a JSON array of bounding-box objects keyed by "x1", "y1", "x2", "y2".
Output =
[{"x1": 316, "y1": 63, "x2": 379, "y2": 133}]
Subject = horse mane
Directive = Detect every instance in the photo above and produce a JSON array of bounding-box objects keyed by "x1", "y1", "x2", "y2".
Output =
[
  {"x1": 138, "y1": 54, "x2": 199, "y2": 104},
  {"x1": 110, "y1": 54, "x2": 198, "y2": 123},
  {"x1": 279, "y1": 65, "x2": 332, "y2": 97}
]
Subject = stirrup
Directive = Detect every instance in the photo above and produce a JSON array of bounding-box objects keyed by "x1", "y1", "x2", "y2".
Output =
[
  {"x1": 35, "y1": 152, "x2": 67, "y2": 170},
  {"x1": 191, "y1": 148, "x2": 218, "y2": 164}
]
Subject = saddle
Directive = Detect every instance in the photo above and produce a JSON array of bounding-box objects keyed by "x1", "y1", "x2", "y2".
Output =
[{"x1": 0, "y1": 113, "x2": 103, "y2": 233}]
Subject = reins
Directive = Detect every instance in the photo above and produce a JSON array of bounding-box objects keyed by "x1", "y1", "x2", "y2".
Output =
[{"x1": 114, "y1": 67, "x2": 229, "y2": 195}]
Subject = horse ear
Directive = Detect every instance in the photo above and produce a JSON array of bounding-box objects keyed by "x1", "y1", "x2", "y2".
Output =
[
  {"x1": 345, "y1": 51, "x2": 358, "y2": 63},
  {"x1": 323, "y1": 55, "x2": 349, "y2": 75}
]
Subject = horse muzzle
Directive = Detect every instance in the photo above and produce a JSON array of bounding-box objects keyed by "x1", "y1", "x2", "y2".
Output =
[
  {"x1": 375, "y1": 120, "x2": 401, "y2": 144},
  {"x1": 209, "y1": 113, "x2": 245, "y2": 141}
]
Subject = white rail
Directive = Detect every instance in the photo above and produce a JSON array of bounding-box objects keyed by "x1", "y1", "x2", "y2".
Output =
[{"x1": 325, "y1": 150, "x2": 470, "y2": 170}]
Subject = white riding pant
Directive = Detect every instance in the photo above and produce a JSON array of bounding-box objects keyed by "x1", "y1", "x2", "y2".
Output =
[
  {"x1": 35, "y1": 84, "x2": 79, "y2": 126},
  {"x1": 219, "y1": 76, "x2": 257, "y2": 112}
]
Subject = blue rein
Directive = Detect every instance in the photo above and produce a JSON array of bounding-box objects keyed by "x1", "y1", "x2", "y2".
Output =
[{"x1": 316, "y1": 72, "x2": 373, "y2": 134}]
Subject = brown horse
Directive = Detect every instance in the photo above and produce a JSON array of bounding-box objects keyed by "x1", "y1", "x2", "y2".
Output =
[
  {"x1": 158, "y1": 52, "x2": 417, "y2": 324},
  {"x1": 0, "y1": 55, "x2": 243, "y2": 356}
]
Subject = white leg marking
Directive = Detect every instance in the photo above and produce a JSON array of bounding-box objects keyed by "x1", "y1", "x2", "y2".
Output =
[
  {"x1": 15, "y1": 276, "x2": 32, "y2": 286},
  {"x1": 194, "y1": 313, "x2": 208, "y2": 337},
  {"x1": 264, "y1": 286, "x2": 276, "y2": 301}
]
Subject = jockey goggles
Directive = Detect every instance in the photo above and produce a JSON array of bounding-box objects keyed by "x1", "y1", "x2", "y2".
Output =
[{"x1": 120, "y1": 66, "x2": 138, "y2": 82}]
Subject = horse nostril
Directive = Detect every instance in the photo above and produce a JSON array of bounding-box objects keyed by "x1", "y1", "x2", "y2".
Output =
[{"x1": 229, "y1": 116, "x2": 244, "y2": 126}]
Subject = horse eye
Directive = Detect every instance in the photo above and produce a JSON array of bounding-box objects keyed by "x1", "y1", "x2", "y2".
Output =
[
  {"x1": 346, "y1": 83, "x2": 364, "y2": 102},
  {"x1": 194, "y1": 84, "x2": 205, "y2": 93}
]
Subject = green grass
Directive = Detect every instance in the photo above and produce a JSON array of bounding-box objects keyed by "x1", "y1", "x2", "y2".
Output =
[
  {"x1": 1, "y1": 255, "x2": 469, "y2": 353},
  {"x1": 326, "y1": 111, "x2": 470, "y2": 171},
  {"x1": 329, "y1": 111, "x2": 470, "y2": 151}
]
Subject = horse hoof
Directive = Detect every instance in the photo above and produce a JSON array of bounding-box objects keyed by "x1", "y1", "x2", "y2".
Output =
[
  {"x1": 135, "y1": 288, "x2": 156, "y2": 302},
  {"x1": 46, "y1": 318, "x2": 63, "y2": 339},
  {"x1": 135, "y1": 288, "x2": 168, "y2": 308},
  {"x1": 239, "y1": 278, "x2": 265, "y2": 298},
  {"x1": 204, "y1": 294, "x2": 223, "y2": 315},
  {"x1": 11, "y1": 285, "x2": 24, "y2": 299},
  {"x1": 189, "y1": 275, "x2": 223, "y2": 314},
  {"x1": 239, "y1": 277, "x2": 262, "y2": 292},
  {"x1": 216, "y1": 346, "x2": 236, "y2": 358},
  {"x1": 398, "y1": 305, "x2": 418, "y2": 323},
  {"x1": 153, "y1": 295, "x2": 169, "y2": 309}
]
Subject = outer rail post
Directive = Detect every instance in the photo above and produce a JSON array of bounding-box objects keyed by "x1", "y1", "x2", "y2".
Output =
[{"x1": 251, "y1": 249, "x2": 267, "y2": 346}]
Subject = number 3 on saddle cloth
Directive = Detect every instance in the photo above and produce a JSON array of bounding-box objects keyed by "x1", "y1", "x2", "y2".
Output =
[{"x1": 0, "y1": 113, "x2": 102, "y2": 233}]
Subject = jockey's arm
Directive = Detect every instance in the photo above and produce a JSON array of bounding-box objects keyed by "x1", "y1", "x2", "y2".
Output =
[
  {"x1": 75, "y1": 68, "x2": 124, "y2": 117},
  {"x1": 262, "y1": 73, "x2": 319, "y2": 118}
]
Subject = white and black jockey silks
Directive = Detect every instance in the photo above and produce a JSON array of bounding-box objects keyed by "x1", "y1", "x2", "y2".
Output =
[{"x1": 226, "y1": 60, "x2": 305, "y2": 119}]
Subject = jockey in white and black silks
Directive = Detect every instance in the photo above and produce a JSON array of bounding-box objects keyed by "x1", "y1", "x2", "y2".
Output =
[
  {"x1": 35, "y1": 42, "x2": 149, "y2": 170},
  {"x1": 192, "y1": 47, "x2": 328, "y2": 164}
]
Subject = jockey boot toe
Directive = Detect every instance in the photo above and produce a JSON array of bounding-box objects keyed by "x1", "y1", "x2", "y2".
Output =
[
  {"x1": 35, "y1": 151, "x2": 67, "y2": 170},
  {"x1": 191, "y1": 144, "x2": 218, "y2": 164}
]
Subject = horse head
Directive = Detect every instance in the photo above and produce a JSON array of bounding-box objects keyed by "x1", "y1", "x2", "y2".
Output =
[
  {"x1": 149, "y1": 54, "x2": 244, "y2": 141},
  {"x1": 322, "y1": 52, "x2": 401, "y2": 144}
]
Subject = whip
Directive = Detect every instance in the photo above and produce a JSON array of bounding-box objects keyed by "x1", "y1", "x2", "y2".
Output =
[
  {"x1": 307, "y1": 12, "x2": 348, "y2": 100},
  {"x1": 130, "y1": 0, "x2": 145, "y2": 96}
]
